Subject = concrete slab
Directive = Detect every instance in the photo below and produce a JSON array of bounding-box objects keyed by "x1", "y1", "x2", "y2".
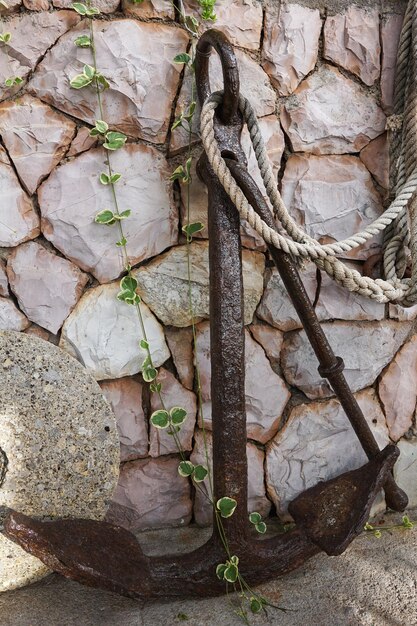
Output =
[{"x1": 0, "y1": 509, "x2": 416, "y2": 626}]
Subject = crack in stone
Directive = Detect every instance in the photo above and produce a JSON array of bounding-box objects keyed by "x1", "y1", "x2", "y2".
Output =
[{"x1": 0, "y1": 446, "x2": 8, "y2": 490}]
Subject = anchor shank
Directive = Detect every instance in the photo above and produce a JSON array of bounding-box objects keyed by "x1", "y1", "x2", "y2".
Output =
[{"x1": 226, "y1": 160, "x2": 408, "y2": 513}]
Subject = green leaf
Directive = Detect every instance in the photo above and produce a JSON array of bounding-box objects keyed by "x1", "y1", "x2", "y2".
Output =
[
  {"x1": 95, "y1": 209, "x2": 115, "y2": 225},
  {"x1": 173, "y1": 52, "x2": 192, "y2": 65},
  {"x1": 255, "y1": 522, "x2": 267, "y2": 534},
  {"x1": 192, "y1": 465, "x2": 208, "y2": 483},
  {"x1": 0, "y1": 32, "x2": 11, "y2": 43},
  {"x1": 250, "y1": 598, "x2": 262, "y2": 614},
  {"x1": 118, "y1": 210, "x2": 131, "y2": 220},
  {"x1": 230, "y1": 555, "x2": 239, "y2": 566},
  {"x1": 100, "y1": 172, "x2": 110, "y2": 185},
  {"x1": 117, "y1": 290, "x2": 139, "y2": 305},
  {"x1": 95, "y1": 119, "x2": 109, "y2": 134},
  {"x1": 223, "y1": 563, "x2": 238, "y2": 583},
  {"x1": 170, "y1": 406, "x2": 187, "y2": 425},
  {"x1": 150, "y1": 382, "x2": 162, "y2": 393},
  {"x1": 85, "y1": 5, "x2": 100, "y2": 14},
  {"x1": 402, "y1": 515, "x2": 414, "y2": 529},
  {"x1": 215, "y1": 563, "x2": 227, "y2": 580},
  {"x1": 4, "y1": 78, "x2": 14, "y2": 87},
  {"x1": 150, "y1": 410, "x2": 169, "y2": 429},
  {"x1": 96, "y1": 73, "x2": 110, "y2": 89},
  {"x1": 216, "y1": 497, "x2": 237, "y2": 519},
  {"x1": 71, "y1": 2, "x2": 87, "y2": 14},
  {"x1": 166, "y1": 425, "x2": 180, "y2": 436},
  {"x1": 185, "y1": 14, "x2": 199, "y2": 35},
  {"x1": 110, "y1": 173, "x2": 122, "y2": 184},
  {"x1": 83, "y1": 64, "x2": 95, "y2": 79},
  {"x1": 143, "y1": 367, "x2": 157, "y2": 382},
  {"x1": 182, "y1": 221, "x2": 204, "y2": 242},
  {"x1": 70, "y1": 73, "x2": 92, "y2": 89},
  {"x1": 103, "y1": 131, "x2": 127, "y2": 151},
  {"x1": 184, "y1": 156, "x2": 192, "y2": 183},
  {"x1": 171, "y1": 116, "x2": 184, "y2": 132},
  {"x1": 140, "y1": 339, "x2": 149, "y2": 350},
  {"x1": 5, "y1": 76, "x2": 22, "y2": 87},
  {"x1": 176, "y1": 614, "x2": 189, "y2": 622},
  {"x1": 169, "y1": 165, "x2": 185, "y2": 182},
  {"x1": 184, "y1": 101, "x2": 196, "y2": 121},
  {"x1": 74, "y1": 35, "x2": 92, "y2": 48},
  {"x1": 14, "y1": 76, "x2": 23, "y2": 85},
  {"x1": 116, "y1": 237, "x2": 127, "y2": 247},
  {"x1": 249, "y1": 512, "x2": 262, "y2": 525},
  {"x1": 120, "y1": 275, "x2": 137, "y2": 293},
  {"x1": 178, "y1": 461, "x2": 194, "y2": 477}
]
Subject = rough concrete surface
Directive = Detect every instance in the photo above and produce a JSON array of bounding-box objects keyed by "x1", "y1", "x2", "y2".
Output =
[{"x1": 0, "y1": 509, "x2": 416, "y2": 626}]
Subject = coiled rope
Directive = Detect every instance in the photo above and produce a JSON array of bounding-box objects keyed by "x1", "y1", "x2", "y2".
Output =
[{"x1": 200, "y1": 1, "x2": 417, "y2": 305}]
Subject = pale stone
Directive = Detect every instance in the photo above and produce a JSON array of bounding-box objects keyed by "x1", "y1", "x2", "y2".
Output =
[
  {"x1": 0, "y1": 259, "x2": 8, "y2": 296},
  {"x1": 0, "y1": 297, "x2": 30, "y2": 331},
  {"x1": 262, "y1": 4, "x2": 322, "y2": 96},
  {"x1": 389, "y1": 304, "x2": 417, "y2": 322},
  {"x1": 266, "y1": 388, "x2": 389, "y2": 519},
  {"x1": 0, "y1": 147, "x2": 40, "y2": 247},
  {"x1": 281, "y1": 321, "x2": 412, "y2": 399},
  {"x1": 190, "y1": 430, "x2": 271, "y2": 526},
  {"x1": 23, "y1": 0, "x2": 49, "y2": 10},
  {"x1": 0, "y1": 11, "x2": 80, "y2": 101},
  {"x1": 0, "y1": 0, "x2": 22, "y2": 13},
  {"x1": 281, "y1": 154, "x2": 384, "y2": 260},
  {"x1": 195, "y1": 321, "x2": 290, "y2": 443},
  {"x1": 53, "y1": 0, "x2": 118, "y2": 13},
  {"x1": 249, "y1": 323, "x2": 284, "y2": 365},
  {"x1": 394, "y1": 439, "x2": 417, "y2": 508},
  {"x1": 360, "y1": 133, "x2": 389, "y2": 190},
  {"x1": 149, "y1": 368, "x2": 196, "y2": 457},
  {"x1": 60, "y1": 282, "x2": 170, "y2": 380},
  {"x1": 281, "y1": 65, "x2": 386, "y2": 154},
  {"x1": 0, "y1": 95, "x2": 76, "y2": 195},
  {"x1": 379, "y1": 334, "x2": 417, "y2": 442},
  {"x1": 0, "y1": 331, "x2": 119, "y2": 591},
  {"x1": 29, "y1": 20, "x2": 189, "y2": 143},
  {"x1": 106, "y1": 456, "x2": 192, "y2": 531},
  {"x1": 6, "y1": 241, "x2": 88, "y2": 334},
  {"x1": 165, "y1": 327, "x2": 194, "y2": 390},
  {"x1": 324, "y1": 7, "x2": 380, "y2": 86},
  {"x1": 99, "y1": 378, "x2": 148, "y2": 462},
  {"x1": 135, "y1": 241, "x2": 265, "y2": 327},
  {"x1": 170, "y1": 48, "x2": 275, "y2": 153},
  {"x1": 184, "y1": 0, "x2": 262, "y2": 50},
  {"x1": 67, "y1": 126, "x2": 98, "y2": 157},
  {"x1": 381, "y1": 14, "x2": 404, "y2": 114},
  {"x1": 257, "y1": 264, "x2": 385, "y2": 332},
  {"x1": 122, "y1": 0, "x2": 174, "y2": 19},
  {"x1": 39, "y1": 144, "x2": 177, "y2": 283}
]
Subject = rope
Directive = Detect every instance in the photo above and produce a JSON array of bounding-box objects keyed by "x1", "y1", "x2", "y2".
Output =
[{"x1": 200, "y1": 1, "x2": 417, "y2": 306}]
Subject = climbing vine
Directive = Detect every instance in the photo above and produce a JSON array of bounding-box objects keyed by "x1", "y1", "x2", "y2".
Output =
[{"x1": 0, "y1": 1, "x2": 22, "y2": 88}]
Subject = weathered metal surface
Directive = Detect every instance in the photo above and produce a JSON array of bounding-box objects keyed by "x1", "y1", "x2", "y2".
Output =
[{"x1": 1, "y1": 29, "x2": 407, "y2": 599}]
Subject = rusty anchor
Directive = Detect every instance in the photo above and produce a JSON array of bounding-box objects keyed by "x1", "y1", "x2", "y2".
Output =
[{"x1": 1, "y1": 30, "x2": 408, "y2": 599}]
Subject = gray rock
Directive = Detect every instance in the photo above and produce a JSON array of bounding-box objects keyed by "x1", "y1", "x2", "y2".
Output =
[
  {"x1": 165, "y1": 327, "x2": 194, "y2": 390},
  {"x1": 394, "y1": 439, "x2": 417, "y2": 508},
  {"x1": 281, "y1": 321, "x2": 412, "y2": 399},
  {"x1": 0, "y1": 331, "x2": 119, "y2": 592}
]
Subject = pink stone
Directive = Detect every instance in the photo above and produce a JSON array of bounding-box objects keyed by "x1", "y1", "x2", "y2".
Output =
[
  {"x1": 106, "y1": 456, "x2": 192, "y2": 531},
  {"x1": 67, "y1": 126, "x2": 98, "y2": 157},
  {"x1": 249, "y1": 324, "x2": 284, "y2": 364},
  {"x1": 53, "y1": 0, "x2": 119, "y2": 13},
  {"x1": 122, "y1": 0, "x2": 174, "y2": 19},
  {"x1": 389, "y1": 303, "x2": 417, "y2": 322},
  {"x1": 266, "y1": 388, "x2": 389, "y2": 518},
  {"x1": 381, "y1": 14, "x2": 404, "y2": 114},
  {"x1": 281, "y1": 321, "x2": 411, "y2": 400},
  {"x1": 165, "y1": 327, "x2": 194, "y2": 390},
  {"x1": 324, "y1": 7, "x2": 380, "y2": 86},
  {"x1": 360, "y1": 133, "x2": 389, "y2": 190},
  {"x1": 0, "y1": 259, "x2": 8, "y2": 296},
  {"x1": 262, "y1": 4, "x2": 322, "y2": 96},
  {"x1": 99, "y1": 378, "x2": 148, "y2": 462},
  {"x1": 0, "y1": 11, "x2": 80, "y2": 101},
  {"x1": 0, "y1": 95, "x2": 76, "y2": 194},
  {"x1": 184, "y1": 0, "x2": 262, "y2": 51},
  {"x1": 281, "y1": 154, "x2": 384, "y2": 260},
  {"x1": 281, "y1": 65, "x2": 386, "y2": 154},
  {"x1": 257, "y1": 264, "x2": 385, "y2": 332},
  {"x1": 196, "y1": 321, "x2": 290, "y2": 443},
  {"x1": 6, "y1": 241, "x2": 89, "y2": 334},
  {"x1": 24, "y1": 325, "x2": 50, "y2": 341},
  {"x1": 149, "y1": 368, "x2": 197, "y2": 457},
  {"x1": 29, "y1": 20, "x2": 189, "y2": 143},
  {"x1": 23, "y1": 0, "x2": 49, "y2": 10},
  {"x1": 190, "y1": 430, "x2": 271, "y2": 526},
  {"x1": 0, "y1": 146, "x2": 40, "y2": 247},
  {"x1": 0, "y1": 0, "x2": 22, "y2": 13},
  {"x1": 38, "y1": 144, "x2": 178, "y2": 283},
  {"x1": 379, "y1": 334, "x2": 417, "y2": 441},
  {"x1": 0, "y1": 297, "x2": 30, "y2": 331}
]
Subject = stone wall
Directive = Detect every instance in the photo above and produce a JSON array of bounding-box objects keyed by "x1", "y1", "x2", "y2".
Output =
[{"x1": 1, "y1": 0, "x2": 416, "y2": 531}]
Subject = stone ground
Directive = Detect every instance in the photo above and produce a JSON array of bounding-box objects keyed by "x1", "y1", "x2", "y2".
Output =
[{"x1": 1, "y1": 508, "x2": 416, "y2": 626}]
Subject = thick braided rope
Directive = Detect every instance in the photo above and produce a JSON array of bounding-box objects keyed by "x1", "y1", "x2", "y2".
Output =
[{"x1": 201, "y1": 92, "x2": 417, "y2": 304}]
